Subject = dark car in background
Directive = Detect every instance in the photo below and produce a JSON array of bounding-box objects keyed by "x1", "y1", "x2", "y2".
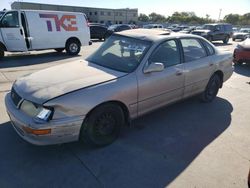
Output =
[
  {"x1": 232, "y1": 28, "x2": 250, "y2": 41},
  {"x1": 89, "y1": 24, "x2": 108, "y2": 40},
  {"x1": 233, "y1": 38, "x2": 250, "y2": 65},
  {"x1": 192, "y1": 23, "x2": 233, "y2": 44},
  {"x1": 105, "y1": 24, "x2": 132, "y2": 38}
]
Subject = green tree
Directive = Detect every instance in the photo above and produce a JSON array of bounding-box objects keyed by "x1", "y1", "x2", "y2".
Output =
[
  {"x1": 148, "y1": 12, "x2": 167, "y2": 22},
  {"x1": 138, "y1": 13, "x2": 149, "y2": 22},
  {"x1": 223, "y1": 14, "x2": 240, "y2": 25}
]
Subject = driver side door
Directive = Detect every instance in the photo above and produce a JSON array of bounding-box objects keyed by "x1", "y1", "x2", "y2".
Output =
[
  {"x1": 137, "y1": 39, "x2": 185, "y2": 116},
  {"x1": 0, "y1": 11, "x2": 27, "y2": 51}
]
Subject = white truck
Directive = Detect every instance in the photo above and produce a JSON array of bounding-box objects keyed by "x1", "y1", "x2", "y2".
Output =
[{"x1": 0, "y1": 10, "x2": 91, "y2": 58}]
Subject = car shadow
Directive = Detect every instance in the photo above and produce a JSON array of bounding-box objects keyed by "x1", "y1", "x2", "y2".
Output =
[
  {"x1": 234, "y1": 63, "x2": 250, "y2": 77},
  {"x1": 0, "y1": 97, "x2": 232, "y2": 187},
  {"x1": 0, "y1": 52, "x2": 80, "y2": 69}
]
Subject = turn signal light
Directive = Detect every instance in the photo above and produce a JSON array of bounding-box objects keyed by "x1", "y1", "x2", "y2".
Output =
[{"x1": 22, "y1": 126, "x2": 51, "y2": 135}]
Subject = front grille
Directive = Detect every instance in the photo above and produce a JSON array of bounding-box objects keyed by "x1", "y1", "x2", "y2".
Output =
[{"x1": 11, "y1": 88, "x2": 22, "y2": 107}]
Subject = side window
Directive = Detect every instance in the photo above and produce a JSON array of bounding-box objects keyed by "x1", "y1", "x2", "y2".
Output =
[
  {"x1": 1, "y1": 11, "x2": 19, "y2": 28},
  {"x1": 149, "y1": 40, "x2": 181, "y2": 68},
  {"x1": 201, "y1": 39, "x2": 215, "y2": 56},
  {"x1": 181, "y1": 38, "x2": 207, "y2": 62}
]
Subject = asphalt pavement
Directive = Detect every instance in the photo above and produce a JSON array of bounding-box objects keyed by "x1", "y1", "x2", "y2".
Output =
[{"x1": 0, "y1": 39, "x2": 249, "y2": 188}]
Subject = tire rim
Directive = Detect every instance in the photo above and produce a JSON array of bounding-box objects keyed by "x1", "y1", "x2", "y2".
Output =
[
  {"x1": 69, "y1": 43, "x2": 78, "y2": 53},
  {"x1": 94, "y1": 113, "x2": 116, "y2": 136}
]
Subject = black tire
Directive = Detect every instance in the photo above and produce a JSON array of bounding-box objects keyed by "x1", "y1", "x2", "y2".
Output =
[
  {"x1": 232, "y1": 38, "x2": 235, "y2": 41},
  {"x1": 80, "y1": 104, "x2": 124, "y2": 146},
  {"x1": 234, "y1": 60, "x2": 243, "y2": 65},
  {"x1": 55, "y1": 48, "x2": 64, "y2": 52},
  {"x1": 201, "y1": 74, "x2": 221, "y2": 103},
  {"x1": 207, "y1": 36, "x2": 212, "y2": 42},
  {"x1": 223, "y1": 36, "x2": 229, "y2": 44},
  {"x1": 0, "y1": 47, "x2": 4, "y2": 58},
  {"x1": 66, "y1": 39, "x2": 81, "y2": 55}
]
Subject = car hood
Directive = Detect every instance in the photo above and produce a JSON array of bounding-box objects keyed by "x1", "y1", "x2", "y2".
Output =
[
  {"x1": 14, "y1": 60, "x2": 127, "y2": 104},
  {"x1": 193, "y1": 29, "x2": 211, "y2": 33},
  {"x1": 239, "y1": 38, "x2": 250, "y2": 48},
  {"x1": 233, "y1": 32, "x2": 248, "y2": 35}
]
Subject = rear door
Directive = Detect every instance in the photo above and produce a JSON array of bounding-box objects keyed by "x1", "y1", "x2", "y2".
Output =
[
  {"x1": 0, "y1": 11, "x2": 27, "y2": 51},
  {"x1": 180, "y1": 38, "x2": 216, "y2": 98}
]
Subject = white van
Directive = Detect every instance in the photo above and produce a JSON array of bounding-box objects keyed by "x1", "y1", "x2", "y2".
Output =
[{"x1": 0, "y1": 10, "x2": 91, "y2": 58}]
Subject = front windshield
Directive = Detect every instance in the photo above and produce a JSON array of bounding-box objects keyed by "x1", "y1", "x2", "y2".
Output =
[
  {"x1": 202, "y1": 24, "x2": 214, "y2": 31},
  {"x1": 87, "y1": 35, "x2": 152, "y2": 73}
]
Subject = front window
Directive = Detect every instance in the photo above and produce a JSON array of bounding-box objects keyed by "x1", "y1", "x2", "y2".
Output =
[
  {"x1": 87, "y1": 35, "x2": 152, "y2": 73},
  {"x1": 0, "y1": 11, "x2": 5, "y2": 18},
  {"x1": 149, "y1": 40, "x2": 181, "y2": 68},
  {"x1": 0, "y1": 11, "x2": 19, "y2": 28}
]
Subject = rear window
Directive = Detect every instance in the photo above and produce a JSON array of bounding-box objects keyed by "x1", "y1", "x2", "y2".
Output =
[{"x1": 181, "y1": 38, "x2": 207, "y2": 62}]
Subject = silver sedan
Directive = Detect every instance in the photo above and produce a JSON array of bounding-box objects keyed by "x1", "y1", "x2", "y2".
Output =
[{"x1": 5, "y1": 29, "x2": 233, "y2": 146}]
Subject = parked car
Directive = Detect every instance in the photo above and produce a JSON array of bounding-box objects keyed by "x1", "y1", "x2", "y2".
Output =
[
  {"x1": 191, "y1": 23, "x2": 233, "y2": 44},
  {"x1": 105, "y1": 24, "x2": 132, "y2": 38},
  {"x1": 179, "y1": 26, "x2": 196, "y2": 34},
  {"x1": 232, "y1": 28, "x2": 250, "y2": 41},
  {"x1": 5, "y1": 29, "x2": 233, "y2": 146},
  {"x1": 233, "y1": 38, "x2": 250, "y2": 65},
  {"x1": 172, "y1": 26, "x2": 188, "y2": 32},
  {"x1": 143, "y1": 24, "x2": 163, "y2": 29},
  {"x1": 89, "y1": 23, "x2": 108, "y2": 40},
  {"x1": 0, "y1": 9, "x2": 91, "y2": 58}
]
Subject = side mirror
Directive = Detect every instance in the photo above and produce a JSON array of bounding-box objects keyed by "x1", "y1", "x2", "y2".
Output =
[{"x1": 144, "y1": 62, "x2": 164, "y2": 74}]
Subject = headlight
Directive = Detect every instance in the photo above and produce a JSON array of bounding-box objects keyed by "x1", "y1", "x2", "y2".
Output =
[
  {"x1": 20, "y1": 100, "x2": 52, "y2": 122},
  {"x1": 20, "y1": 100, "x2": 42, "y2": 117},
  {"x1": 36, "y1": 108, "x2": 52, "y2": 122}
]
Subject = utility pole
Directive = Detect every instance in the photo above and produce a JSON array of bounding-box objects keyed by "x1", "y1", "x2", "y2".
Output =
[{"x1": 218, "y1": 9, "x2": 222, "y2": 22}]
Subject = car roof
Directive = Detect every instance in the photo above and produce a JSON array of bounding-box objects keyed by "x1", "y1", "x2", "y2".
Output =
[{"x1": 117, "y1": 28, "x2": 202, "y2": 42}]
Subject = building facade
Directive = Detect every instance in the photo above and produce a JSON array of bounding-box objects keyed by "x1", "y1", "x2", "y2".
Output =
[{"x1": 11, "y1": 2, "x2": 138, "y2": 25}]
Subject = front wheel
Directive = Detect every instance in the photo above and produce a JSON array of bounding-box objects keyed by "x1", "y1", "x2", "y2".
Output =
[
  {"x1": 66, "y1": 39, "x2": 81, "y2": 55},
  {"x1": 201, "y1": 74, "x2": 221, "y2": 103},
  {"x1": 223, "y1": 36, "x2": 229, "y2": 44},
  {"x1": 80, "y1": 104, "x2": 125, "y2": 146}
]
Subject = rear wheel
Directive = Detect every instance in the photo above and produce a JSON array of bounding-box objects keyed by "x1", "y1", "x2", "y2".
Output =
[
  {"x1": 234, "y1": 60, "x2": 243, "y2": 65},
  {"x1": 223, "y1": 36, "x2": 229, "y2": 44},
  {"x1": 0, "y1": 47, "x2": 4, "y2": 58},
  {"x1": 80, "y1": 104, "x2": 124, "y2": 146},
  {"x1": 201, "y1": 74, "x2": 221, "y2": 103},
  {"x1": 207, "y1": 36, "x2": 212, "y2": 42},
  {"x1": 66, "y1": 39, "x2": 81, "y2": 55},
  {"x1": 55, "y1": 48, "x2": 64, "y2": 53}
]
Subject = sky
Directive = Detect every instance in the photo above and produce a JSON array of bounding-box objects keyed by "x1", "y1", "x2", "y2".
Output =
[{"x1": 0, "y1": 0, "x2": 250, "y2": 19}]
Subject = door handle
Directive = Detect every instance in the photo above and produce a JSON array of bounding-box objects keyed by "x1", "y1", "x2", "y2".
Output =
[
  {"x1": 209, "y1": 63, "x2": 214, "y2": 67},
  {"x1": 176, "y1": 71, "x2": 183, "y2": 76},
  {"x1": 20, "y1": 29, "x2": 23, "y2": 35}
]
